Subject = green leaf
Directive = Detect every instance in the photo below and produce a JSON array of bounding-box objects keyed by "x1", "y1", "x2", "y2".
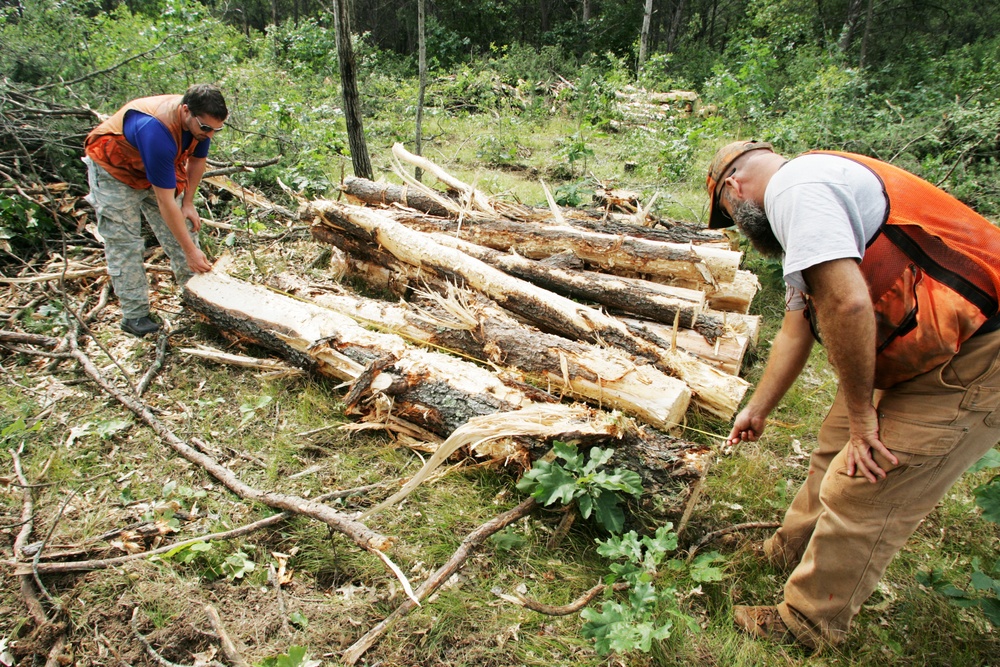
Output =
[
  {"x1": 288, "y1": 611, "x2": 309, "y2": 629},
  {"x1": 551, "y1": 441, "x2": 584, "y2": 471},
  {"x1": 689, "y1": 551, "x2": 727, "y2": 583},
  {"x1": 490, "y1": 527, "x2": 526, "y2": 551},
  {"x1": 968, "y1": 449, "x2": 1000, "y2": 473},
  {"x1": 517, "y1": 460, "x2": 579, "y2": 506},
  {"x1": 580, "y1": 602, "x2": 631, "y2": 655},
  {"x1": 592, "y1": 489, "x2": 625, "y2": 533},
  {"x1": 970, "y1": 570, "x2": 1000, "y2": 592},
  {"x1": 974, "y1": 477, "x2": 1000, "y2": 524}
]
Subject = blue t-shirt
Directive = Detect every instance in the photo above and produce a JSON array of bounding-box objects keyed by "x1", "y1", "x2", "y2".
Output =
[{"x1": 122, "y1": 110, "x2": 210, "y2": 189}]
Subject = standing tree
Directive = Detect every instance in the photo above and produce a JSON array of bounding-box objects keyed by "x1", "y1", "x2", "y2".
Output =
[
  {"x1": 415, "y1": 0, "x2": 427, "y2": 182},
  {"x1": 333, "y1": 0, "x2": 374, "y2": 179},
  {"x1": 638, "y1": 0, "x2": 654, "y2": 73}
]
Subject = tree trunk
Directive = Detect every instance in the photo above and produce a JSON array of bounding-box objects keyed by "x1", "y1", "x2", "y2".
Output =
[
  {"x1": 638, "y1": 0, "x2": 655, "y2": 71},
  {"x1": 415, "y1": 0, "x2": 427, "y2": 181},
  {"x1": 334, "y1": 0, "x2": 374, "y2": 180},
  {"x1": 838, "y1": 0, "x2": 867, "y2": 53},
  {"x1": 272, "y1": 272, "x2": 692, "y2": 430},
  {"x1": 665, "y1": 0, "x2": 686, "y2": 52},
  {"x1": 304, "y1": 200, "x2": 750, "y2": 418}
]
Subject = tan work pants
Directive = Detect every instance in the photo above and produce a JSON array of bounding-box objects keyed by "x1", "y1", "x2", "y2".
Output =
[{"x1": 768, "y1": 329, "x2": 1000, "y2": 648}]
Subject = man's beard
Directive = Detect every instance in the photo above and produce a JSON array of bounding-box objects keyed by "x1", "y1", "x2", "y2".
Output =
[{"x1": 731, "y1": 199, "x2": 784, "y2": 258}]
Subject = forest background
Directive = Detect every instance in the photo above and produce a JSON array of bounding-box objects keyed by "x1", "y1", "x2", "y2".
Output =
[{"x1": 1, "y1": 0, "x2": 999, "y2": 666}]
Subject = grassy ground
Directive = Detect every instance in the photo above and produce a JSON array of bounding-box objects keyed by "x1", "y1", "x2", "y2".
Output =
[{"x1": 1, "y1": 104, "x2": 998, "y2": 667}]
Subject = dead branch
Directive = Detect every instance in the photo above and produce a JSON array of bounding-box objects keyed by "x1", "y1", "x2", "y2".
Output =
[
  {"x1": 135, "y1": 326, "x2": 170, "y2": 397},
  {"x1": 503, "y1": 581, "x2": 630, "y2": 616},
  {"x1": 204, "y1": 605, "x2": 251, "y2": 667},
  {"x1": 57, "y1": 325, "x2": 422, "y2": 601},
  {"x1": 11, "y1": 445, "x2": 48, "y2": 625},
  {"x1": 685, "y1": 521, "x2": 782, "y2": 561},
  {"x1": 0, "y1": 330, "x2": 60, "y2": 347},
  {"x1": 342, "y1": 496, "x2": 538, "y2": 665},
  {"x1": 10, "y1": 484, "x2": 384, "y2": 575}
]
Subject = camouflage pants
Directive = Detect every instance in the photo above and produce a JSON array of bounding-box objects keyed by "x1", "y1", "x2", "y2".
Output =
[{"x1": 83, "y1": 157, "x2": 200, "y2": 320}]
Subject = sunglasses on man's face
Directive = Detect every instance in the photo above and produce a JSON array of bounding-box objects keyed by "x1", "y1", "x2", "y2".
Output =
[{"x1": 194, "y1": 116, "x2": 225, "y2": 133}]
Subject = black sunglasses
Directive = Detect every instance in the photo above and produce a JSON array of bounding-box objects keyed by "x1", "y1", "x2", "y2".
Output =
[{"x1": 194, "y1": 115, "x2": 225, "y2": 132}]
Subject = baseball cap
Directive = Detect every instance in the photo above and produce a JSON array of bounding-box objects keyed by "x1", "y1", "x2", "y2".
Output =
[{"x1": 705, "y1": 140, "x2": 773, "y2": 229}]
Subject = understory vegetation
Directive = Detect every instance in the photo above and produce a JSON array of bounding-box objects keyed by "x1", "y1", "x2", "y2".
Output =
[{"x1": 1, "y1": 0, "x2": 998, "y2": 665}]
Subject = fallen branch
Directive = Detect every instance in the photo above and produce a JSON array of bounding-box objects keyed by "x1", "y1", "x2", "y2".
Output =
[
  {"x1": 497, "y1": 581, "x2": 630, "y2": 616},
  {"x1": 204, "y1": 604, "x2": 251, "y2": 667},
  {"x1": 10, "y1": 484, "x2": 386, "y2": 575},
  {"x1": 342, "y1": 496, "x2": 538, "y2": 665},
  {"x1": 686, "y1": 521, "x2": 782, "y2": 561},
  {"x1": 58, "y1": 325, "x2": 420, "y2": 600}
]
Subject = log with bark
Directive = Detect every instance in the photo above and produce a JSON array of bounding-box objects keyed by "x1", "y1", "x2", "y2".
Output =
[
  {"x1": 271, "y1": 272, "x2": 691, "y2": 430},
  {"x1": 420, "y1": 231, "x2": 721, "y2": 337},
  {"x1": 378, "y1": 206, "x2": 740, "y2": 288},
  {"x1": 340, "y1": 175, "x2": 730, "y2": 247},
  {"x1": 303, "y1": 200, "x2": 749, "y2": 418}
]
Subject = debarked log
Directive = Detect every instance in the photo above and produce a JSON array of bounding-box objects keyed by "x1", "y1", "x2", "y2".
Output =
[
  {"x1": 304, "y1": 201, "x2": 749, "y2": 419},
  {"x1": 272, "y1": 272, "x2": 691, "y2": 430},
  {"x1": 378, "y1": 207, "x2": 741, "y2": 287},
  {"x1": 184, "y1": 268, "x2": 530, "y2": 436}
]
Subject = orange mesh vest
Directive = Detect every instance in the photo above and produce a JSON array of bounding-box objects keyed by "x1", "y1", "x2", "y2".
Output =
[
  {"x1": 84, "y1": 95, "x2": 200, "y2": 193},
  {"x1": 811, "y1": 151, "x2": 1000, "y2": 388}
]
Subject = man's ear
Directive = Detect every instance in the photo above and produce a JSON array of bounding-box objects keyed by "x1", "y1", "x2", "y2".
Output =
[{"x1": 725, "y1": 173, "x2": 745, "y2": 200}]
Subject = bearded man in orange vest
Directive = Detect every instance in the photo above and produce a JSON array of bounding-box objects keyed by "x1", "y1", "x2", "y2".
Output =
[
  {"x1": 705, "y1": 141, "x2": 1000, "y2": 649},
  {"x1": 83, "y1": 84, "x2": 228, "y2": 336}
]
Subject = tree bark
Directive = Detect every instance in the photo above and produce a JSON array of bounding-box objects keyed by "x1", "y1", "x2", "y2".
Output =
[
  {"x1": 334, "y1": 0, "x2": 374, "y2": 179},
  {"x1": 340, "y1": 174, "x2": 731, "y2": 246},
  {"x1": 184, "y1": 268, "x2": 529, "y2": 436},
  {"x1": 415, "y1": 0, "x2": 427, "y2": 181},
  {"x1": 639, "y1": 0, "x2": 655, "y2": 71}
]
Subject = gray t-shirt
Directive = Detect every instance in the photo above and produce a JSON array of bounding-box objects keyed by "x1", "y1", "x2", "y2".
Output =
[{"x1": 764, "y1": 153, "x2": 887, "y2": 308}]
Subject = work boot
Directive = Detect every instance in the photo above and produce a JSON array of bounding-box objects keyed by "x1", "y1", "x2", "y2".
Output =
[
  {"x1": 733, "y1": 605, "x2": 795, "y2": 644},
  {"x1": 121, "y1": 315, "x2": 161, "y2": 337}
]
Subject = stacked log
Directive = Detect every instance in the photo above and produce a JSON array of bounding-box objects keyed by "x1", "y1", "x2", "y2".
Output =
[{"x1": 188, "y1": 146, "x2": 757, "y2": 444}]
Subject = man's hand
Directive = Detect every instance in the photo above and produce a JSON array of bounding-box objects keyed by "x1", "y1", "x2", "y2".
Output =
[
  {"x1": 181, "y1": 201, "x2": 202, "y2": 232},
  {"x1": 186, "y1": 246, "x2": 213, "y2": 274},
  {"x1": 727, "y1": 406, "x2": 767, "y2": 445},
  {"x1": 845, "y1": 404, "x2": 898, "y2": 483}
]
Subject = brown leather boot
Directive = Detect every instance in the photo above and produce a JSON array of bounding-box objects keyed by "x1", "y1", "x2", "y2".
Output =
[{"x1": 733, "y1": 605, "x2": 795, "y2": 643}]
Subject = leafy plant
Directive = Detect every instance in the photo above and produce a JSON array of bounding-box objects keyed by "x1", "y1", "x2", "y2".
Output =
[
  {"x1": 516, "y1": 441, "x2": 642, "y2": 533},
  {"x1": 917, "y1": 450, "x2": 1000, "y2": 626},
  {"x1": 580, "y1": 524, "x2": 701, "y2": 656},
  {"x1": 257, "y1": 645, "x2": 321, "y2": 667},
  {"x1": 221, "y1": 549, "x2": 256, "y2": 580}
]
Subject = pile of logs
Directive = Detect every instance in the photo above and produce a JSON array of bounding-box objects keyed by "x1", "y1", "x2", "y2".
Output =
[{"x1": 184, "y1": 144, "x2": 758, "y2": 454}]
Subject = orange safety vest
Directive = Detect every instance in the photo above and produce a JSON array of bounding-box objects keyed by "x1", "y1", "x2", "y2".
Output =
[
  {"x1": 810, "y1": 151, "x2": 1000, "y2": 388},
  {"x1": 84, "y1": 95, "x2": 200, "y2": 194}
]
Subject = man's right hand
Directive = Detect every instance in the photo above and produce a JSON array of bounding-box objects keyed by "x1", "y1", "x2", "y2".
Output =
[
  {"x1": 186, "y1": 247, "x2": 213, "y2": 273},
  {"x1": 727, "y1": 406, "x2": 767, "y2": 445}
]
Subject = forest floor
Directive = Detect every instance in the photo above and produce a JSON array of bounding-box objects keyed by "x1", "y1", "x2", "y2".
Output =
[{"x1": 1, "y1": 111, "x2": 998, "y2": 667}]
